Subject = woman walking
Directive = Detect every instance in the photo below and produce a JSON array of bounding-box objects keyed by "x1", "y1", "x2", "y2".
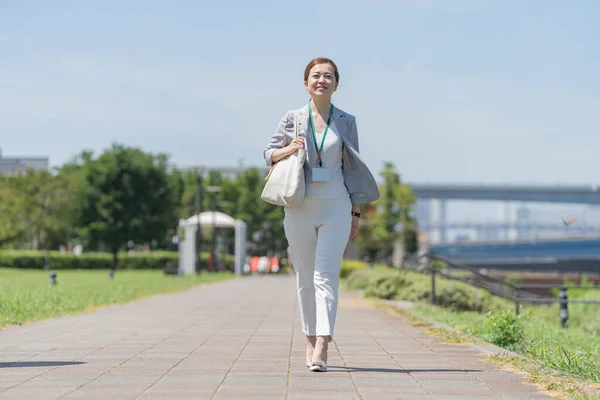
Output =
[{"x1": 263, "y1": 57, "x2": 379, "y2": 372}]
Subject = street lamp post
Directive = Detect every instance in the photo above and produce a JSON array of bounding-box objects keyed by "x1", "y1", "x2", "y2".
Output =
[
  {"x1": 206, "y1": 186, "x2": 222, "y2": 271},
  {"x1": 195, "y1": 171, "x2": 204, "y2": 274}
]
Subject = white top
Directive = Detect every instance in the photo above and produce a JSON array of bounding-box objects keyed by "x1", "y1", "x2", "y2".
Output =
[{"x1": 305, "y1": 120, "x2": 349, "y2": 199}]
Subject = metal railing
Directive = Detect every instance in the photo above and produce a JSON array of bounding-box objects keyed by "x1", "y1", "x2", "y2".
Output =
[{"x1": 423, "y1": 252, "x2": 600, "y2": 328}]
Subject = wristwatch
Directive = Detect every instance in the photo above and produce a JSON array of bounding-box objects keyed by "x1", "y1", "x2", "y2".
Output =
[{"x1": 351, "y1": 211, "x2": 361, "y2": 218}]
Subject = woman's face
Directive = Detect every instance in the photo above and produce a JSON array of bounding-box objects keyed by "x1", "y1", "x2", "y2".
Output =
[{"x1": 305, "y1": 63, "x2": 337, "y2": 99}]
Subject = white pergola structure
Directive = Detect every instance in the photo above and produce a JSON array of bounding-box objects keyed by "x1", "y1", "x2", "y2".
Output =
[{"x1": 177, "y1": 211, "x2": 247, "y2": 275}]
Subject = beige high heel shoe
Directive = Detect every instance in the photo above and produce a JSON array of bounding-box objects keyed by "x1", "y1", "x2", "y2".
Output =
[
  {"x1": 310, "y1": 337, "x2": 328, "y2": 372},
  {"x1": 306, "y1": 336, "x2": 316, "y2": 368}
]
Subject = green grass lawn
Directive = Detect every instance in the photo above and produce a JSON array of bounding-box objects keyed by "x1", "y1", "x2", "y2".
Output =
[
  {"x1": 0, "y1": 268, "x2": 235, "y2": 328},
  {"x1": 412, "y1": 301, "x2": 600, "y2": 384}
]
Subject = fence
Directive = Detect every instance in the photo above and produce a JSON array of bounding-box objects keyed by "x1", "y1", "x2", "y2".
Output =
[{"x1": 424, "y1": 252, "x2": 600, "y2": 328}]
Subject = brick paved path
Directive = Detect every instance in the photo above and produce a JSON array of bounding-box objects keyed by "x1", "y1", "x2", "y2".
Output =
[{"x1": 0, "y1": 275, "x2": 550, "y2": 399}]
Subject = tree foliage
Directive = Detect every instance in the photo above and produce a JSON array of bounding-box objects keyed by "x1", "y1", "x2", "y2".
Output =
[
  {"x1": 78, "y1": 144, "x2": 179, "y2": 266},
  {"x1": 0, "y1": 169, "x2": 83, "y2": 249},
  {"x1": 356, "y1": 161, "x2": 418, "y2": 264},
  {"x1": 1, "y1": 145, "x2": 417, "y2": 267}
]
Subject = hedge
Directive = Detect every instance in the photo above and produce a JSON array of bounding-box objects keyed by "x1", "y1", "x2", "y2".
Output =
[
  {"x1": 339, "y1": 260, "x2": 369, "y2": 279},
  {"x1": 343, "y1": 263, "x2": 511, "y2": 313},
  {"x1": 0, "y1": 250, "x2": 234, "y2": 270}
]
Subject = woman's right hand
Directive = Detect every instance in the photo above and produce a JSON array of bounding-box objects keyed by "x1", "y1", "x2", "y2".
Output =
[
  {"x1": 286, "y1": 138, "x2": 305, "y2": 154},
  {"x1": 271, "y1": 138, "x2": 305, "y2": 164}
]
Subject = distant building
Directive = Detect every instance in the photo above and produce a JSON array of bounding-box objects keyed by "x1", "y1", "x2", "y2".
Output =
[{"x1": 0, "y1": 148, "x2": 49, "y2": 176}]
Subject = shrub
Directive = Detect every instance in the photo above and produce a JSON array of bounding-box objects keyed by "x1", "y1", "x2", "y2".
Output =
[
  {"x1": 364, "y1": 271, "x2": 408, "y2": 300},
  {"x1": 0, "y1": 250, "x2": 172, "y2": 270},
  {"x1": 485, "y1": 309, "x2": 526, "y2": 349},
  {"x1": 346, "y1": 269, "x2": 375, "y2": 290},
  {"x1": 340, "y1": 260, "x2": 368, "y2": 279},
  {"x1": 435, "y1": 285, "x2": 488, "y2": 312},
  {"x1": 344, "y1": 265, "x2": 510, "y2": 313},
  {"x1": 0, "y1": 250, "x2": 179, "y2": 270},
  {"x1": 0, "y1": 250, "x2": 236, "y2": 271},
  {"x1": 396, "y1": 276, "x2": 432, "y2": 302}
]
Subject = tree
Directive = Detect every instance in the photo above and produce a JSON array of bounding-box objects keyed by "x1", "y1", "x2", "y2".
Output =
[
  {"x1": 355, "y1": 162, "x2": 418, "y2": 264},
  {"x1": 166, "y1": 168, "x2": 186, "y2": 220},
  {"x1": 231, "y1": 168, "x2": 286, "y2": 256},
  {"x1": 0, "y1": 169, "x2": 83, "y2": 249},
  {"x1": 0, "y1": 177, "x2": 26, "y2": 246},
  {"x1": 37, "y1": 169, "x2": 87, "y2": 249},
  {"x1": 395, "y1": 183, "x2": 418, "y2": 257},
  {"x1": 79, "y1": 144, "x2": 179, "y2": 269},
  {"x1": 402, "y1": 217, "x2": 419, "y2": 255},
  {"x1": 355, "y1": 202, "x2": 378, "y2": 262},
  {"x1": 373, "y1": 162, "x2": 403, "y2": 263},
  {"x1": 176, "y1": 169, "x2": 201, "y2": 219}
]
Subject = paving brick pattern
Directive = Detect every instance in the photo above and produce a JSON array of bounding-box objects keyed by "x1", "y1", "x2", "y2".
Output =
[{"x1": 0, "y1": 275, "x2": 550, "y2": 399}]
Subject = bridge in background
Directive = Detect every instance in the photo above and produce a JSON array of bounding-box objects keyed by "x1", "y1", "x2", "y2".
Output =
[
  {"x1": 411, "y1": 184, "x2": 600, "y2": 204},
  {"x1": 419, "y1": 221, "x2": 600, "y2": 234},
  {"x1": 411, "y1": 184, "x2": 600, "y2": 243}
]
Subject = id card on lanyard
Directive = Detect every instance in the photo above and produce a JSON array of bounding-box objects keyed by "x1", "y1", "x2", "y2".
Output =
[{"x1": 310, "y1": 103, "x2": 334, "y2": 183}]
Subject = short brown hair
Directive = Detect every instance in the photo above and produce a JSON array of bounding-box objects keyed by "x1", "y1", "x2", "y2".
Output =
[{"x1": 304, "y1": 57, "x2": 339, "y2": 83}]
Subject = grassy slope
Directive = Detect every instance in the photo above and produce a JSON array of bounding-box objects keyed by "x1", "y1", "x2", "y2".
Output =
[{"x1": 0, "y1": 268, "x2": 235, "y2": 328}]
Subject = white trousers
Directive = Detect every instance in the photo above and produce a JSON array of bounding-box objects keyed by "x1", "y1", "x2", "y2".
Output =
[{"x1": 284, "y1": 196, "x2": 352, "y2": 339}]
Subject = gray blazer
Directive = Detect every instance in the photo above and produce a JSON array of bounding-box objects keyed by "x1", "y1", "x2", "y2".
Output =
[{"x1": 263, "y1": 104, "x2": 380, "y2": 205}]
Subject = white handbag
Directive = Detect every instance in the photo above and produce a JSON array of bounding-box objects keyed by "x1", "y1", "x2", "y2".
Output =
[{"x1": 261, "y1": 111, "x2": 306, "y2": 206}]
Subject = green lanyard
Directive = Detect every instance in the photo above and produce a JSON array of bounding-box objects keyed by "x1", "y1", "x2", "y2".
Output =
[{"x1": 308, "y1": 103, "x2": 334, "y2": 167}]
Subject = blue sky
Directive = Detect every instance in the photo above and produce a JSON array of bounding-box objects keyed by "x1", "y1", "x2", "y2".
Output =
[{"x1": 1, "y1": 0, "x2": 599, "y2": 186}]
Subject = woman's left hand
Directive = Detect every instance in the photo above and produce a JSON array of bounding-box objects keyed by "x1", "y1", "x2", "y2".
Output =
[{"x1": 349, "y1": 216, "x2": 360, "y2": 240}]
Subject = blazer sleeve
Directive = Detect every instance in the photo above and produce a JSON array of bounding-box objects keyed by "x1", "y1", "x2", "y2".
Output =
[
  {"x1": 264, "y1": 111, "x2": 292, "y2": 167},
  {"x1": 349, "y1": 116, "x2": 360, "y2": 153}
]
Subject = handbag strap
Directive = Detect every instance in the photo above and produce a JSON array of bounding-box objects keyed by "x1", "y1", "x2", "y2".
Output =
[
  {"x1": 293, "y1": 111, "x2": 299, "y2": 139},
  {"x1": 264, "y1": 111, "x2": 300, "y2": 182}
]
